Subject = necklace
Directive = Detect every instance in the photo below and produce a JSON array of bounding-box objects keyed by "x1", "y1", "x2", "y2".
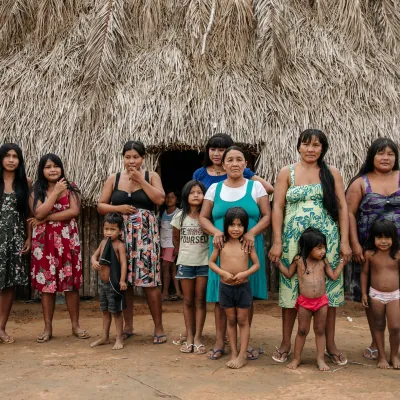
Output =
[
  {"x1": 306, "y1": 260, "x2": 319, "y2": 275},
  {"x1": 213, "y1": 166, "x2": 224, "y2": 176}
]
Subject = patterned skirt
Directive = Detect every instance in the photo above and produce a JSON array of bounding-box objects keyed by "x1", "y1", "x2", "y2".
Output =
[{"x1": 123, "y1": 209, "x2": 161, "y2": 287}]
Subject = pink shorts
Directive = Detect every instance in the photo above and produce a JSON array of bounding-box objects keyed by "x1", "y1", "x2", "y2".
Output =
[
  {"x1": 161, "y1": 247, "x2": 176, "y2": 263},
  {"x1": 295, "y1": 293, "x2": 329, "y2": 313},
  {"x1": 369, "y1": 287, "x2": 400, "y2": 305}
]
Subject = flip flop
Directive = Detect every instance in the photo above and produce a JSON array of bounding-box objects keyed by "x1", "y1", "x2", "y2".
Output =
[
  {"x1": 172, "y1": 334, "x2": 187, "y2": 345},
  {"x1": 246, "y1": 347, "x2": 259, "y2": 360},
  {"x1": 194, "y1": 344, "x2": 207, "y2": 355},
  {"x1": 207, "y1": 348, "x2": 226, "y2": 360},
  {"x1": 0, "y1": 335, "x2": 15, "y2": 344},
  {"x1": 363, "y1": 347, "x2": 378, "y2": 360},
  {"x1": 169, "y1": 295, "x2": 179, "y2": 301},
  {"x1": 153, "y1": 334, "x2": 167, "y2": 344},
  {"x1": 325, "y1": 351, "x2": 348, "y2": 366},
  {"x1": 123, "y1": 332, "x2": 134, "y2": 340},
  {"x1": 180, "y1": 342, "x2": 194, "y2": 353},
  {"x1": 72, "y1": 329, "x2": 90, "y2": 339},
  {"x1": 272, "y1": 346, "x2": 291, "y2": 363},
  {"x1": 37, "y1": 333, "x2": 52, "y2": 343}
]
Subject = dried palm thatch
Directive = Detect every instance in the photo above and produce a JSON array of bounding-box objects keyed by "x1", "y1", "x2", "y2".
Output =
[{"x1": 0, "y1": 0, "x2": 399, "y2": 205}]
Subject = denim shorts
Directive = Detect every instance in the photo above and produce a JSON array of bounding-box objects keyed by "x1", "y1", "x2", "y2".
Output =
[
  {"x1": 175, "y1": 265, "x2": 209, "y2": 279},
  {"x1": 219, "y1": 281, "x2": 252, "y2": 309}
]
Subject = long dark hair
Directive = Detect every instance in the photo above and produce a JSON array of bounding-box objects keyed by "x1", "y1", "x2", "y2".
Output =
[
  {"x1": 348, "y1": 138, "x2": 399, "y2": 189},
  {"x1": 223, "y1": 207, "x2": 249, "y2": 240},
  {"x1": 180, "y1": 180, "x2": 206, "y2": 225},
  {"x1": 203, "y1": 133, "x2": 235, "y2": 166},
  {"x1": 0, "y1": 143, "x2": 29, "y2": 217},
  {"x1": 366, "y1": 219, "x2": 399, "y2": 259},
  {"x1": 297, "y1": 129, "x2": 338, "y2": 221},
  {"x1": 296, "y1": 227, "x2": 327, "y2": 273},
  {"x1": 32, "y1": 154, "x2": 80, "y2": 211}
]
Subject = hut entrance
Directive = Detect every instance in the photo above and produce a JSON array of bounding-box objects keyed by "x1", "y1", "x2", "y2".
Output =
[{"x1": 159, "y1": 150, "x2": 204, "y2": 195}]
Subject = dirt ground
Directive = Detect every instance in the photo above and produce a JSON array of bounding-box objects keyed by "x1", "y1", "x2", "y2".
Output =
[{"x1": 1, "y1": 296, "x2": 400, "y2": 400}]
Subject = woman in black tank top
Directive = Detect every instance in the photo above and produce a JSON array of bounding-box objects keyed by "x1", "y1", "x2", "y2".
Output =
[{"x1": 98, "y1": 141, "x2": 167, "y2": 344}]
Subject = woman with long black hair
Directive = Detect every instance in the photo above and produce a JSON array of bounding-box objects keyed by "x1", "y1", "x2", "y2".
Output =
[
  {"x1": 269, "y1": 129, "x2": 352, "y2": 365},
  {"x1": 0, "y1": 143, "x2": 31, "y2": 343}
]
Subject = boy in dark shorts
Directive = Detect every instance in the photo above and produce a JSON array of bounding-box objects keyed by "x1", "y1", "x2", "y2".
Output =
[
  {"x1": 209, "y1": 207, "x2": 260, "y2": 369},
  {"x1": 91, "y1": 213, "x2": 127, "y2": 350}
]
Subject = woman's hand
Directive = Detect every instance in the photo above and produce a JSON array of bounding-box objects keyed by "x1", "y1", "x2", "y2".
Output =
[
  {"x1": 28, "y1": 217, "x2": 47, "y2": 228},
  {"x1": 212, "y1": 230, "x2": 225, "y2": 249},
  {"x1": 21, "y1": 238, "x2": 31, "y2": 254},
  {"x1": 269, "y1": 242, "x2": 283, "y2": 263},
  {"x1": 128, "y1": 168, "x2": 145, "y2": 185},
  {"x1": 351, "y1": 243, "x2": 365, "y2": 264},
  {"x1": 242, "y1": 232, "x2": 255, "y2": 253},
  {"x1": 117, "y1": 205, "x2": 136, "y2": 215},
  {"x1": 54, "y1": 178, "x2": 68, "y2": 195},
  {"x1": 340, "y1": 242, "x2": 353, "y2": 264}
]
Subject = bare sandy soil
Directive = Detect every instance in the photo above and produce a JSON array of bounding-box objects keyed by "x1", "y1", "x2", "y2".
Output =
[{"x1": 1, "y1": 297, "x2": 400, "y2": 400}]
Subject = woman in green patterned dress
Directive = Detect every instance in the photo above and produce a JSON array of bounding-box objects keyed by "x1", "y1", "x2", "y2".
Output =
[
  {"x1": 0, "y1": 143, "x2": 31, "y2": 343},
  {"x1": 269, "y1": 130, "x2": 352, "y2": 365}
]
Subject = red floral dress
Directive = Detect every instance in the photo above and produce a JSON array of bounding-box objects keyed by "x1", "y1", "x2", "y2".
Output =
[{"x1": 31, "y1": 191, "x2": 82, "y2": 293}]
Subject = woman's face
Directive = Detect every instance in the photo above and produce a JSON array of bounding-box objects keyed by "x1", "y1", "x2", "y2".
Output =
[
  {"x1": 124, "y1": 149, "x2": 144, "y2": 171},
  {"x1": 209, "y1": 147, "x2": 226, "y2": 166},
  {"x1": 222, "y1": 150, "x2": 247, "y2": 178},
  {"x1": 373, "y1": 146, "x2": 396, "y2": 173},
  {"x1": 2, "y1": 150, "x2": 19, "y2": 172},
  {"x1": 298, "y1": 136, "x2": 323, "y2": 163},
  {"x1": 43, "y1": 159, "x2": 62, "y2": 182}
]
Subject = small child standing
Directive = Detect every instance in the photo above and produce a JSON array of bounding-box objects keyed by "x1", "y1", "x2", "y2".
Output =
[
  {"x1": 209, "y1": 207, "x2": 260, "y2": 369},
  {"x1": 171, "y1": 180, "x2": 209, "y2": 354},
  {"x1": 91, "y1": 213, "x2": 127, "y2": 350},
  {"x1": 159, "y1": 190, "x2": 182, "y2": 301},
  {"x1": 361, "y1": 219, "x2": 400, "y2": 369},
  {"x1": 277, "y1": 227, "x2": 345, "y2": 371}
]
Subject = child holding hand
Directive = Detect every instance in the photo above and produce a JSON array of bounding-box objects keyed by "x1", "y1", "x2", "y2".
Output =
[
  {"x1": 209, "y1": 207, "x2": 259, "y2": 369},
  {"x1": 91, "y1": 213, "x2": 127, "y2": 350},
  {"x1": 277, "y1": 227, "x2": 345, "y2": 371}
]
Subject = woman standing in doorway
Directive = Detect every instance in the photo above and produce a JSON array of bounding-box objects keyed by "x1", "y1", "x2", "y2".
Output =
[
  {"x1": 269, "y1": 129, "x2": 351, "y2": 365},
  {"x1": 98, "y1": 141, "x2": 166, "y2": 343}
]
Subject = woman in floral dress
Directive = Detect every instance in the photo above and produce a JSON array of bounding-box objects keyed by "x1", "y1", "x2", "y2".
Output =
[
  {"x1": 0, "y1": 143, "x2": 31, "y2": 344},
  {"x1": 30, "y1": 154, "x2": 89, "y2": 343},
  {"x1": 269, "y1": 129, "x2": 352, "y2": 365}
]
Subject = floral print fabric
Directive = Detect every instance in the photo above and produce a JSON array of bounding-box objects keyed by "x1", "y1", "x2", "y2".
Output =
[
  {"x1": 279, "y1": 165, "x2": 343, "y2": 308},
  {"x1": 31, "y1": 192, "x2": 82, "y2": 293},
  {"x1": 0, "y1": 193, "x2": 28, "y2": 290}
]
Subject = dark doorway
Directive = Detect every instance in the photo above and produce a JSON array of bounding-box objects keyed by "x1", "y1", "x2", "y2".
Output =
[{"x1": 159, "y1": 151, "x2": 204, "y2": 195}]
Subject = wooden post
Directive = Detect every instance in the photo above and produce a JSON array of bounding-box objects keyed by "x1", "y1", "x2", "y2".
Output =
[
  {"x1": 89, "y1": 207, "x2": 99, "y2": 297},
  {"x1": 83, "y1": 208, "x2": 91, "y2": 296}
]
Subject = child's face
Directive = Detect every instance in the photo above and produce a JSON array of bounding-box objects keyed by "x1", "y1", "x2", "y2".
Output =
[
  {"x1": 43, "y1": 160, "x2": 62, "y2": 182},
  {"x1": 2, "y1": 150, "x2": 19, "y2": 172},
  {"x1": 103, "y1": 222, "x2": 120, "y2": 240},
  {"x1": 165, "y1": 192, "x2": 177, "y2": 207},
  {"x1": 124, "y1": 149, "x2": 144, "y2": 172},
  {"x1": 310, "y1": 244, "x2": 326, "y2": 260},
  {"x1": 374, "y1": 235, "x2": 393, "y2": 251},
  {"x1": 228, "y1": 218, "x2": 245, "y2": 240},
  {"x1": 188, "y1": 185, "x2": 204, "y2": 206}
]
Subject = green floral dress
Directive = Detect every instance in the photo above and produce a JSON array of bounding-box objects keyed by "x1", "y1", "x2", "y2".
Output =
[
  {"x1": 279, "y1": 165, "x2": 343, "y2": 308},
  {"x1": 0, "y1": 193, "x2": 28, "y2": 290}
]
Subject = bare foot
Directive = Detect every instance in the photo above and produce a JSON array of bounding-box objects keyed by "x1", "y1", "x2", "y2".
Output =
[
  {"x1": 227, "y1": 355, "x2": 247, "y2": 369},
  {"x1": 317, "y1": 358, "x2": 330, "y2": 371},
  {"x1": 112, "y1": 338, "x2": 124, "y2": 350},
  {"x1": 37, "y1": 328, "x2": 52, "y2": 343},
  {"x1": 377, "y1": 358, "x2": 390, "y2": 369},
  {"x1": 287, "y1": 359, "x2": 301, "y2": 370},
  {"x1": 90, "y1": 337, "x2": 110, "y2": 348},
  {"x1": 391, "y1": 355, "x2": 400, "y2": 369}
]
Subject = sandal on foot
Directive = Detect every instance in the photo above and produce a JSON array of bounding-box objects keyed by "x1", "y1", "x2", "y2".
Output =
[
  {"x1": 247, "y1": 347, "x2": 259, "y2": 360},
  {"x1": 37, "y1": 333, "x2": 52, "y2": 343},
  {"x1": 0, "y1": 335, "x2": 15, "y2": 344},
  {"x1": 172, "y1": 334, "x2": 187, "y2": 345},
  {"x1": 325, "y1": 351, "x2": 348, "y2": 366},
  {"x1": 153, "y1": 334, "x2": 167, "y2": 344},
  {"x1": 72, "y1": 329, "x2": 90, "y2": 339},
  {"x1": 123, "y1": 332, "x2": 134, "y2": 340},
  {"x1": 363, "y1": 347, "x2": 378, "y2": 360},
  {"x1": 207, "y1": 348, "x2": 226, "y2": 360},
  {"x1": 180, "y1": 342, "x2": 194, "y2": 353},
  {"x1": 194, "y1": 344, "x2": 207, "y2": 355},
  {"x1": 272, "y1": 346, "x2": 291, "y2": 363},
  {"x1": 169, "y1": 295, "x2": 179, "y2": 301}
]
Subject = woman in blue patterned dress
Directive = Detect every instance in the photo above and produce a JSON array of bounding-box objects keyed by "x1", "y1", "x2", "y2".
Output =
[{"x1": 346, "y1": 138, "x2": 400, "y2": 360}]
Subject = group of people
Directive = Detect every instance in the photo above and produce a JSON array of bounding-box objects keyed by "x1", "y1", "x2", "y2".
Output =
[{"x1": 0, "y1": 131, "x2": 399, "y2": 372}]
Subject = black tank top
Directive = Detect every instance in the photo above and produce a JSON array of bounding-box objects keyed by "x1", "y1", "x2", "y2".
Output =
[{"x1": 110, "y1": 171, "x2": 155, "y2": 211}]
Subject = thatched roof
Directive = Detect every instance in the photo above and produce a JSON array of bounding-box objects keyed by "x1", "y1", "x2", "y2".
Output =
[{"x1": 1, "y1": 0, "x2": 399, "y2": 205}]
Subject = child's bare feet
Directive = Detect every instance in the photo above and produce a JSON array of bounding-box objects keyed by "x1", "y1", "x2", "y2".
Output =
[
  {"x1": 112, "y1": 338, "x2": 124, "y2": 350},
  {"x1": 287, "y1": 359, "x2": 301, "y2": 370},
  {"x1": 226, "y1": 355, "x2": 247, "y2": 369},
  {"x1": 317, "y1": 358, "x2": 330, "y2": 371},
  {"x1": 90, "y1": 337, "x2": 110, "y2": 348},
  {"x1": 377, "y1": 358, "x2": 390, "y2": 369},
  {"x1": 391, "y1": 355, "x2": 400, "y2": 369}
]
